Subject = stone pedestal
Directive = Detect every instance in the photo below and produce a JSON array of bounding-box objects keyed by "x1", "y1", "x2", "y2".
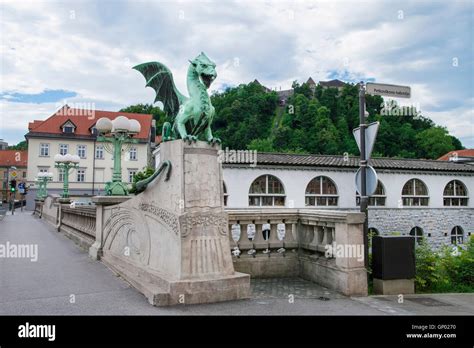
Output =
[
  {"x1": 373, "y1": 278, "x2": 415, "y2": 295},
  {"x1": 89, "y1": 196, "x2": 131, "y2": 260},
  {"x1": 95, "y1": 140, "x2": 250, "y2": 305}
]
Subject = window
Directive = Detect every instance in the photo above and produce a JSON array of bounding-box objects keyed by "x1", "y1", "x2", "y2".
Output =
[
  {"x1": 39, "y1": 143, "x2": 49, "y2": 157},
  {"x1": 77, "y1": 169, "x2": 85, "y2": 182},
  {"x1": 410, "y1": 226, "x2": 424, "y2": 245},
  {"x1": 58, "y1": 168, "x2": 65, "y2": 182},
  {"x1": 356, "y1": 180, "x2": 386, "y2": 206},
  {"x1": 59, "y1": 144, "x2": 68, "y2": 156},
  {"x1": 22, "y1": 171, "x2": 26, "y2": 178},
  {"x1": 128, "y1": 169, "x2": 137, "y2": 183},
  {"x1": 38, "y1": 167, "x2": 48, "y2": 173},
  {"x1": 305, "y1": 176, "x2": 338, "y2": 206},
  {"x1": 95, "y1": 145, "x2": 104, "y2": 159},
  {"x1": 249, "y1": 175, "x2": 285, "y2": 206},
  {"x1": 77, "y1": 145, "x2": 86, "y2": 159},
  {"x1": 223, "y1": 181, "x2": 228, "y2": 206},
  {"x1": 443, "y1": 180, "x2": 468, "y2": 206},
  {"x1": 62, "y1": 121, "x2": 75, "y2": 133},
  {"x1": 402, "y1": 179, "x2": 429, "y2": 206},
  {"x1": 451, "y1": 226, "x2": 464, "y2": 245},
  {"x1": 129, "y1": 147, "x2": 137, "y2": 161}
]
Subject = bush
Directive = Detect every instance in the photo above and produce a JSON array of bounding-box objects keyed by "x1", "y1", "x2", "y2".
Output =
[
  {"x1": 128, "y1": 167, "x2": 155, "y2": 194},
  {"x1": 415, "y1": 236, "x2": 474, "y2": 293}
]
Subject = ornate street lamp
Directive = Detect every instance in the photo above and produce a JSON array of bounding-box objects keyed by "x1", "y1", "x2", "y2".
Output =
[
  {"x1": 54, "y1": 154, "x2": 80, "y2": 200},
  {"x1": 95, "y1": 116, "x2": 141, "y2": 196},
  {"x1": 35, "y1": 172, "x2": 53, "y2": 200}
]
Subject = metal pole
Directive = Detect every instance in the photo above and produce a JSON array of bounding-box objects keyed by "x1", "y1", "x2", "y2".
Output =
[{"x1": 359, "y1": 82, "x2": 369, "y2": 269}]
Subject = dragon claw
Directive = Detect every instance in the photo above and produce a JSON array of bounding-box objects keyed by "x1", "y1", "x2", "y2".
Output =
[
  {"x1": 183, "y1": 135, "x2": 197, "y2": 144},
  {"x1": 208, "y1": 137, "x2": 221, "y2": 146}
]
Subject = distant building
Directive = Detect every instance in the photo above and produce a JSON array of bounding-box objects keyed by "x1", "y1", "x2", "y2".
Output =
[
  {"x1": 24, "y1": 105, "x2": 155, "y2": 209},
  {"x1": 0, "y1": 139, "x2": 8, "y2": 150},
  {"x1": 438, "y1": 149, "x2": 474, "y2": 165},
  {"x1": 254, "y1": 77, "x2": 348, "y2": 106},
  {"x1": 0, "y1": 149, "x2": 28, "y2": 202},
  {"x1": 319, "y1": 79, "x2": 347, "y2": 91}
]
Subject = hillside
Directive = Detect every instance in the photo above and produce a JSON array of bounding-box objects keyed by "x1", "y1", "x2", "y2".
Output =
[{"x1": 211, "y1": 81, "x2": 464, "y2": 159}]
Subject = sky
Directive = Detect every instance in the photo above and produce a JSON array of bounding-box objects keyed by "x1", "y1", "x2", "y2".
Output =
[{"x1": 0, "y1": 0, "x2": 473, "y2": 148}]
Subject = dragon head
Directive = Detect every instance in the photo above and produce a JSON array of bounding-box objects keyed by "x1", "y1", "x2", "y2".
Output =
[{"x1": 190, "y1": 52, "x2": 217, "y2": 89}]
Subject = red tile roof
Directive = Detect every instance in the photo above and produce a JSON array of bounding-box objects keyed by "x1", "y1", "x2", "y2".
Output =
[
  {"x1": 438, "y1": 149, "x2": 474, "y2": 161},
  {"x1": 26, "y1": 105, "x2": 153, "y2": 140},
  {"x1": 0, "y1": 150, "x2": 28, "y2": 167}
]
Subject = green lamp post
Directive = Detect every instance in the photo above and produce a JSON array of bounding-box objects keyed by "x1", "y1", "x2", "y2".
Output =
[
  {"x1": 54, "y1": 153, "x2": 80, "y2": 200},
  {"x1": 35, "y1": 171, "x2": 53, "y2": 200},
  {"x1": 95, "y1": 116, "x2": 141, "y2": 196}
]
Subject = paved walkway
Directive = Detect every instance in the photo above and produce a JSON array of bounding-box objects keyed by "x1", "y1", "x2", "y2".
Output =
[{"x1": 1, "y1": 211, "x2": 473, "y2": 315}]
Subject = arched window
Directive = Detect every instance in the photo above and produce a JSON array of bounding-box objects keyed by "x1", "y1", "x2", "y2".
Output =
[
  {"x1": 305, "y1": 176, "x2": 338, "y2": 206},
  {"x1": 368, "y1": 227, "x2": 379, "y2": 237},
  {"x1": 451, "y1": 226, "x2": 464, "y2": 245},
  {"x1": 443, "y1": 180, "x2": 468, "y2": 206},
  {"x1": 223, "y1": 181, "x2": 228, "y2": 206},
  {"x1": 357, "y1": 180, "x2": 386, "y2": 206},
  {"x1": 249, "y1": 175, "x2": 285, "y2": 206},
  {"x1": 410, "y1": 226, "x2": 424, "y2": 245},
  {"x1": 402, "y1": 179, "x2": 429, "y2": 206}
]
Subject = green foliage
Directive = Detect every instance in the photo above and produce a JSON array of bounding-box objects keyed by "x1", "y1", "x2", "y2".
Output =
[
  {"x1": 415, "y1": 126, "x2": 456, "y2": 159},
  {"x1": 128, "y1": 167, "x2": 155, "y2": 194},
  {"x1": 415, "y1": 237, "x2": 474, "y2": 293},
  {"x1": 8, "y1": 140, "x2": 27, "y2": 150},
  {"x1": 208, "y1": 81, "x2": 464, "y2": 159},
  {"x1": 120, "y1": 103, "x2": 167, "y2": 134},
  {"x1": 247, "y1": 138, "x2": 274, "y2": 152}
]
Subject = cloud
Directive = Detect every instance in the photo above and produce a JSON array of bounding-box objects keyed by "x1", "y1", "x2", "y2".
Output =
[{"x1": 0, "y1": 0, "x2": 472, "y2": 148}]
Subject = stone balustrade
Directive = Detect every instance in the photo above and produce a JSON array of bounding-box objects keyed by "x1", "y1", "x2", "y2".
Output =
[
  {"x1": 37, "y1": 200, "x2": 368, "y2": 296},
  {"x1": 227, "y1": 208, "x2": 368, "y2": 296}
]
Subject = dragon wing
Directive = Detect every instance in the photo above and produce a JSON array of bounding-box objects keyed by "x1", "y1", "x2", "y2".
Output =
[{"x1": 133, "y1": 62, "x2": 188, "y2": 117}]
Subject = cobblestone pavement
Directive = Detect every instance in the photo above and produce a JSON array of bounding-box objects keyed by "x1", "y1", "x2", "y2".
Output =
[{"x1": 250, "y1": 278, "x2": 345, "y2": 299}]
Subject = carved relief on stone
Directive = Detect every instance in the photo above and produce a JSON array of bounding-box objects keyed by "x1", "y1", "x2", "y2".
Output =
[
  {"x1": 103, "y1": 208, "x2": 151, "y2": 266},
  {"x1": 179, "y1": 212, "x2": 228, "y2": 239},
  {"x1": 138, "y1": 202, "x2": 179, "y2": 235}
]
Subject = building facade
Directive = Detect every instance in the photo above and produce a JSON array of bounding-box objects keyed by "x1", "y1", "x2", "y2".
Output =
[
  {"x1": 24, "y1": 106, "x2": 155, "y2": 209},
  {"x1": 0, "y1": 150, "x2": 28, "y2": 202},
  {"x1": 208, "y1": 153, "x2": 473, "y2": 249},
  {"x1": 206, "y1": 79, "x2": 470, "y2": 249}
]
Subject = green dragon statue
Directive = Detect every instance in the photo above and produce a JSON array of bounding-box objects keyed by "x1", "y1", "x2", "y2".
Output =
[{"x1": 134, "y1": 52, "x2": 221, "y2": 145}]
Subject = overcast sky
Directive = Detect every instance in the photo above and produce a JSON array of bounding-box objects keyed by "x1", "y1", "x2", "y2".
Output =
[{"x1": 1, "y1": 0, "x2": 473, "y2": 147}]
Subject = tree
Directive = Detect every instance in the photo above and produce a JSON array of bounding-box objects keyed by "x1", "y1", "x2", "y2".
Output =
[
  {"x1": 416, "y1": 126, "x2": 455, "y2": 159},
  {"x1": 119, "y1": 104, "x2": 167, "y2": 134},
  {"x1": 247, "y1": 138, "x2": 274, "y2": 152},
  {"x1": 8, "y1": 141, "x2": 27, "y2": 150}
]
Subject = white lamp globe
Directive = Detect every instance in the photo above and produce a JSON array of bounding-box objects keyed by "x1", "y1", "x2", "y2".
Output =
[
  {"x1": 129, "y1": 119, "x2": 141, "y2": 134},
  {"x1": 54, "y1": 154, "x2": 64, "y2": 162},
  {"x1": 112, "y1": 116, "x2": 131, "y2": 132},
  {"x1": 37, "y1": 172, "x2": 44, "y2": 178},
  {"x1": 71, "y1": 155, "x2": 80, "y2": 163},
  {"x1": 96, "y1": 117, "x2": 113, "y2": 133},
  {"x1": 46, "y1": 172, "x2": 53, "y2": 178}
]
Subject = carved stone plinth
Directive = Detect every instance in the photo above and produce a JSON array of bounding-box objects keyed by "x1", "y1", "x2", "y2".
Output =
[{"x1": 92, "y1": 140, "x2": 250, "y2": 305}]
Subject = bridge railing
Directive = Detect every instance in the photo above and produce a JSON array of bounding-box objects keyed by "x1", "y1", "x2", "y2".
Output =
[{"x1": 226, "y1": 208, "x2": 367, "y2": 296}]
